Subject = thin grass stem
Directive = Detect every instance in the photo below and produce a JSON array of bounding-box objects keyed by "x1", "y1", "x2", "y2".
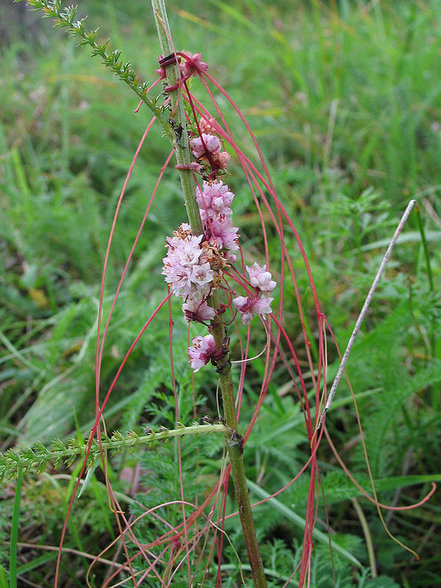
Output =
[{"x1": 351, "y1": 498, "x2": 377, "y2": 577}]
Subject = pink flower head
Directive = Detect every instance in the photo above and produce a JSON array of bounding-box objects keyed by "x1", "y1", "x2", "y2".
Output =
[
  {"x1": 232, "y1": 295, "x2": 253, "y2": 325},
  {"x1": 180, "y1": 53, "x2": 208, "y2": 78},
  {"x1": 199, "y1": 117, "x2": 217, "y2": 135},
  {"x1": 162, "y1": 225, "x2": 214, "y2": 300},
  {"x1": 183, "y1": 298, "x2": 216, "y2": 323},
  {"x1": 232, "y1": 294, "x2": 274, "y2": 325},
  {"x1": 196, "y1": 181, "x2": 235, "y2": 219},
  {"x1": 190, "y1": 134, "x2": 221, "y2": 159},
  {"x1": 212, "y1": 151, "x2": 231, "y2": 169},
  {"x1": 252, "y1": 296, "x2": 274, "y2": 317},
  {"x1": 209, "y1": 218, "x2": 239, "y2": 251},
  {"x1": 190, "y1": 262, "x2": 214, "y2": 287},
  {"x1": 195, "y1": 181, "x2": 238, "y2": 250},
  {"x1": 188, "y1": 334, "x2": 217, "y2": 372},
  {"x1": 246, "y1": 263, "x2": 277, "y2": 292}
]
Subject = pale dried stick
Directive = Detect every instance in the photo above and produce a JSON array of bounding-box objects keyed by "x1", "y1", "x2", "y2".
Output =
[{"x1": 317, "y1": 199, "x2": 416, "y2": 430}]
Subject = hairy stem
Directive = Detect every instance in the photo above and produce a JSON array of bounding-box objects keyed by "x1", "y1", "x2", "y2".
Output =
[
  {"x1": 150, "y1": 2, "x2": 267, "y2": 585},
  {"x1": 151, "y1": 0, "x2": 203, "y2": 235}
]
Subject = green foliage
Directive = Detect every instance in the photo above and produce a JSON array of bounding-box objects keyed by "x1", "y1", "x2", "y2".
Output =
[
  {"x1": 19, "y1": 0, "x2": 161, "y2": 118},
  {"x1": 222, "y1": 537, "x2": 369, "y2": 587},
  {"x1": 332, "y1": 299, "x2": 441, "y2": 477},
  {"x1": 127, "y1": 383, "x2": 225, "y2": 584}
]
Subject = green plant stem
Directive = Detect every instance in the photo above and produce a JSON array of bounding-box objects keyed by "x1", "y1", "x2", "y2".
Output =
[
  {"x1": 351, "y1": 498, "x2": 377, "y2": 577},
  {"x1": 212, "y1": 303, "x2": 267, "y2": 587},
  {"x1": 150, "y1": 2, "x2": 267, "y2": 585},
  {"x1": 150, "y1": 0, "x2": 203, "y2": 236},
  {"x1": 414, "y1": 204, "x2": 437, "y2": 408},
  {"x1": 415, "y1": 205, "x2": 434, "y2": 292}
]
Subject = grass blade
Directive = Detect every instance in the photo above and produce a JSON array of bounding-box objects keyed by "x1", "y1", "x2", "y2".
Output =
[{"x1": 247, "y1": 479, "x2": 362, "y2": 568}]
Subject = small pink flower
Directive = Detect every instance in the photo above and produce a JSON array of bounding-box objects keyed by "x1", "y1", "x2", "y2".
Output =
[
  {"x1": 188, "y1": 334, "x2": 217, "y2": 372},
  {"x1": 190, "y1": 262, "x2": 214, "y2": 286},
  {"x1": 212, "y1": 151, "x2": 230, "y2": 169},
  {"x1": 196, "y1": 181, "x2": 234, "y2": 219},
  {"x1": 162, "y1": 225, "x2": 214, "y2": 300},
  {"x1": 246, "y1": 263, "x2": 277, "y2": 292},
  {"x1": 252, "y1": 296, "x2": 274, "y2": 317},
  {"x1": 232, "y1": 296, "x2": 249, "y2": 310},
  {"x1": 232, "y1": 294, "x2": 274, "y2": 325},
  {"x1": 210, "y1": 218, "x2": 239, "y2": 251},
  {"x1": 190, "y1": 134, "x2": 221, "y2": 159},
  {"x1": 176, "y1": 237, "x2": 203, "y2": 266},
  {"x1": 183, "y1": 299, "x2": 216, "y2": 323},
  {"x1": 180, "y1": 53, "x2": 208, "y2": 78},
  {"x1": 232, "y1": 296, "x2": 253, "y2": 325},
  {"x1": 199, "y1": 116, "x2": 217, "y2": 134}
]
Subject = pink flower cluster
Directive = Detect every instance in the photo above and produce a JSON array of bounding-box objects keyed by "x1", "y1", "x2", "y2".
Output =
[
  {"x1": 188, "y1": 334, "x2": 216, "y2": 372},
  {"x1": 190, "y1": 123, "x2": 230, "y2": 171},
  {"x1": 246, "y1": 262, "x2": 277, "y2": 292},
  {"x1": 199, "y1": 116, "x2": 217, "y2": 135},
  {"x1": 162, "y1": 223, "x2": 216, "y2": 323},
  {"x1": 156, "y1": 52, "x2": 208, "y2": 83},
  {"x1": 233, "y1": 263, "x2": 276, "y2": 325},
  {"x1": 190, "y1": 134, "x2": 220, "y2": 159},
  {"x1": 196, "y1": 180, "x2": 239, "y2": 259},
  {"x1": 232, "y1": 296, "x2": 273, "y2": 325},
  {"x1": 164, "y1": 104, "x2": 278, "y2": 370},
  {"x1": 179, "y1": 52, "x2": 208, "y2": 78}
]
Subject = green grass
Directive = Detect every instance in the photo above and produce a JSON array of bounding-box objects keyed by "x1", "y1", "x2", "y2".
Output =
[{"x1": 1, "y1": 0, "x2": 440, "y2": 586}]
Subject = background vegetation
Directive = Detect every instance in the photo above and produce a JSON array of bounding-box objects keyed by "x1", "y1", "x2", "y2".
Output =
[{"x1": 1, "y1": 0, "x2": 440, "y2": 586}]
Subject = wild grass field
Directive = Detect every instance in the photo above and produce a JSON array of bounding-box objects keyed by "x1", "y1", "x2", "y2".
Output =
[{"x1": 0, "y1": 0, "x2": 440, "y2": 586}]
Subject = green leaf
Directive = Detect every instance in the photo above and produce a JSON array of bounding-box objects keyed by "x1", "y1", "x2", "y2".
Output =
[{"x1": 0, "y1": 565, "x2": 8, "y2": 588}]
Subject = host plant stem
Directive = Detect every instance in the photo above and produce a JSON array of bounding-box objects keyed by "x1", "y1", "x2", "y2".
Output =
[{"x1": 150, "y1": 1, "x2": 267, "y2": 585}]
